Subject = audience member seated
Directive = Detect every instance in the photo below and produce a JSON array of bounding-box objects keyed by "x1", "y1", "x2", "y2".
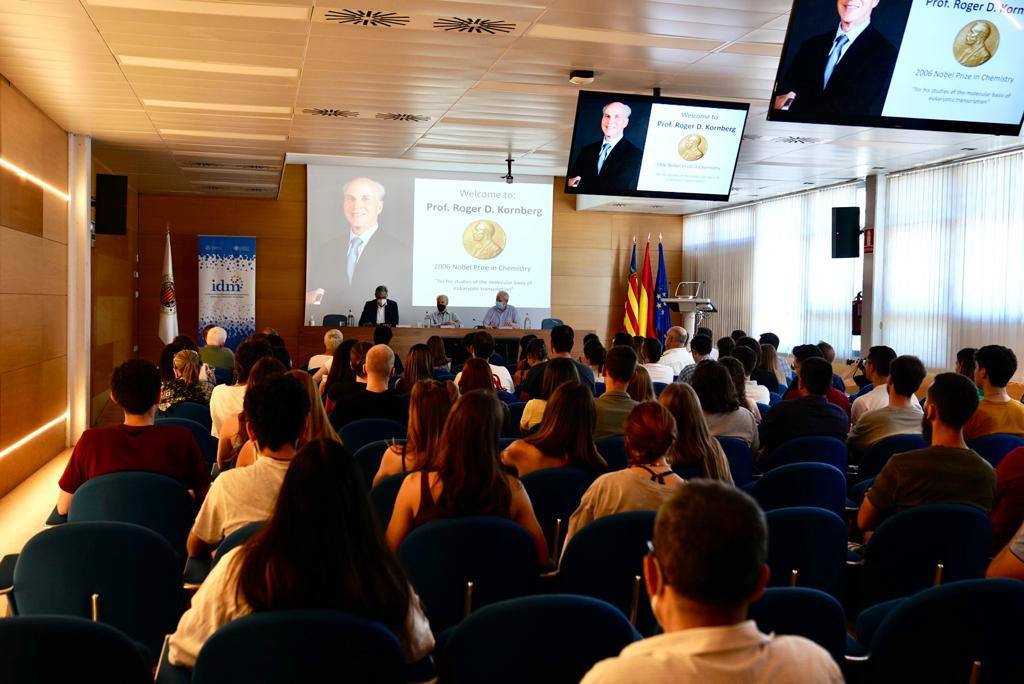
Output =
[
  {"x1": 514, "y1": 338, "x2": 547, "y2": 387},
  {"x1": 816, "y1": 340, "x2": 847, "y2": 393},
  {"x1": 315, "y1": 338, "x2": 357, "y2": 388},
  {"x1": 289, "y1": 369, "x2": 340, "y2": 444},
  {"x1": 963, "y1": 345, "x2": 1024, "y2": 439},
  {"x1": 386, "y1": 391, "x2": 548, "y2": 565},
  {"x1": 307, "y1": 329, "x2": 343, "y2": 372},
  {"x1": 454, "y1": 331, "x2": 514, "y2": 393},
  {"x1": 200, "y1": 326, "x2": 235, "y2": 372},
  {"x1": 782, "y1": 345, "x2": 851, "y2": 416},
  {"x1": 457, "y1": 358, "x2": 514, "y2": 433},
  {"x1": 639, "y1": 338, "x2": 674, "y2": 385},
  {"x1": 955, "y1": 346, "x2": 978, "y2": 382},
  {"x1": 580, "y1": 481, "x2": 842, "y2": 684},
  {"x1": 991, "y1": 447, "x2": 1024, "y2": 549},
  {"x1": 564, "y1": 402, "x2": 684, "y2": 551},
  {"x1": 659, "y1": 326, "x2": 694, "y2": 377},
  {"x1": 427, "y1": 335, "x2": 451, "y2": 374},
  {"x1": 659, "y1": 383, "x2": 733, "y2": 483},
  {"x1": 372, "y1": 324, "x2": 404, "y2": 376},
  {"x1": 987, "y1": 519, "x2": 1024, "y2": 581},
  {"x1": 611, "y1": 332, "x2": 633, "y2": 347},
  {"x1": 850, "y1": 345, "x2": 921, "y2": 424},
  {"x1": 519, "y1": 325, "x2": 596, "y2": 398},
  {"x1": 168, "y1": 438, "x2": 434, "y2": 668},
  {"x1": 56, "y1": 359, "x2": 210, "y2": 516},
  {"x1": 582, "y1": 339, "x2": 607, "y2": 384},
  {"x1": 759, "y1": 357, "x2": 850, "y2": 455},
  {"x1": 627, "y1": 365, "x2": 656, "y2": 402},
  {"x1": 595, "y1": 346, "x2": 640, "y2": 440},
  {"x1": 753, "y1": 343, "x2": 784, "y2": 394},
  {"x1": 170, "y1": 334, "x2": 217, "y2": 385},
  {"x1": 324, "y1": 340, "x2": 370, "y2": 404},
  {"x1": 502, "y1": 382, "x2": 606, "y2": 478},
  {"x1": 209, "y1": 337, "x2": 273, "y2": 438},
  {"x1": 733, "y1": 346, "x2": 770, "y2": 407},
  {"x1": 216, "y1": 357, "x2": 288, "y2": 469},
  {"x1": 159, "y1": 349, "x2": 213, "y2": 412},
  {"x1": 678, "y1": 334, "x2": 713, "y2": 384},
  {"x1": 716, "y1": 336, "x2": 736, "y2": 359},
  {"x1": 511, "y1": 334, "x2": 537, "y2": 384},
  {"x1": 188, "y1": 373, "x2": 311, "y2": 559},
  {"x1": 731, "y1": 329, "x2": 747, "y2": 341},
  {"x1": 722, "y1": 356, "x2": 761, "y2": 421},
  {"x1": 374, "y1": 380, "x2": 458, "y2": 486},
  {"x1": 696, "y1": 327, "x2": 716, "y2": 358},
  {"x1": 520, "y1": 358, "x2": 580, "y2": 433},
  {"x1": 394, "y1": 344, "x2": 433, "y2": 394},
  {"x1": 759, "y1": 332, "x2": 793, "y2": 381},
  {"x1": 847, "y1": 355, "x2": 926, "y2": 463},
  {"x1": 266, "y1": 333, "x2": 292, "y2": 370},
  {"x1": 329, "y1": 345, "x2": 409, "y2": 430},
  {"x1": 691, "y1": 361, "x2": 759, "y2": 451},
  {"x1": 858, "y1": 373, "x2": 996, "y2": 533}
]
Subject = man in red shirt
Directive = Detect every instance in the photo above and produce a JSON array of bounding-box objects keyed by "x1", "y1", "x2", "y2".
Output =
[{"x1": 56, "y1": 359, "x2": 210, "y2": 515}]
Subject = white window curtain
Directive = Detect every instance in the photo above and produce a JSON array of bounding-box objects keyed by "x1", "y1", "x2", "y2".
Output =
[
  {"x1": 684, "y1": 183, "x2": 862, "y2": 355},
  {"x1": 880, "y1": 149, "x2": 1024, "y2": 372}
]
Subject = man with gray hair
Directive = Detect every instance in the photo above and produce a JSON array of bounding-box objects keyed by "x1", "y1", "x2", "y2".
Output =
[
  {"x1": 308, "y1": 329, "x2": 343, "y2": 373},
  {"x1": 200, "y1": 326, "x2": 234, "y2": 372},
  {"x1": 482, "y1": 290, "x2": 520, "y2": 329},
  {"x1": 566, "y1": 100, "x2": 644, "y2": 194},
  {"x1": 328, "y1": 344, "x2": 408, "y2": 429},
  {"x1": 658, "y1": 326, "x2": 694, "y2": 377}
]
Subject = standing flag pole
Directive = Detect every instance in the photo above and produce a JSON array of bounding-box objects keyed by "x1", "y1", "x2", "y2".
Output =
[
  {"x1": 623, "y1": 236, "x2": 640, "y2": 336},
  {"x1": 158, "y1": 225, "x2": 178, "y2": 344},
  {"x1": 638, "y1": 237, "x2": 655, "y2": 338},
  {"x1": 654, "y1": 234, "x2": 671, "y2": 343}
]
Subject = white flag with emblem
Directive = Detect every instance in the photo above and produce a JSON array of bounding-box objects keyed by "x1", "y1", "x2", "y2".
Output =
[{"x1": 158, "y1": 230, "x2": 178, "y2": 344}]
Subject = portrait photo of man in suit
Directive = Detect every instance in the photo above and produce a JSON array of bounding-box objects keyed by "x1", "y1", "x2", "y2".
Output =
[
  {"x1": 566, "y1": 101, "x2": 644, "y2": 195},
  {"x1": 772, "y1": 0, "x2": 901, "y2": 120}
]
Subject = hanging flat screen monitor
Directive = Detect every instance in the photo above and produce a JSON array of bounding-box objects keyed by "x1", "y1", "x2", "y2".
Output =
[
  {"x1": 768, "y1": 0, "x2": 1024, "y2": 135},
  {"x1": 564, "y1": 90, "x2": 749, "y2": 201}
]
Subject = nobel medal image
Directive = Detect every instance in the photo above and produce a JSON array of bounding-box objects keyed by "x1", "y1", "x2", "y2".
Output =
[
  {"x1": 463, "y1": 219, "x2": 507, "y2": 260},
  {"x1": 953, "y1": 20, "x2": 999, "y2": 68},
  {"x1": 678, "y1": 134, "x2": 708, "y2": 162}
]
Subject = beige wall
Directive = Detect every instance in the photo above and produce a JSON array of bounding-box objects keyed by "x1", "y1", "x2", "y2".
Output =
[{"x1": 0, "y1": 79, "x2": 69, "y2": 497}]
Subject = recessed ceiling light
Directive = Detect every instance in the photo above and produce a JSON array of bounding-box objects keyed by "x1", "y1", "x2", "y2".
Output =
[
  {"x1": 160, "y1": 129, "x2": 287, "y2": 141},
  {"x1": 961, "y1": 147, "x2": 977, "y2": 151},
  {"x1": 569, "y1": 70, "x2": 595, "y2": 85},
  {"x1": 173, "y1": 151, "x2": 282, "y2": 161},
  {"x1": 871, "y1": 166, "x2": 885, "y2": 170},
  {"x1": 86, "y1": 0, "x2": 309, "y2": 20},
  {"x1": 118, "y1": 55, "x2": 299, "y2": 78},
  {"x1": 143, "y1": 99, "x2": 292, "y2": 115}
]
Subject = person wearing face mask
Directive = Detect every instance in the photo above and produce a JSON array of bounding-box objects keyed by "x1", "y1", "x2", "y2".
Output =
[
  {"x1": 427, "y1": 294, "x2": 461, "y2": 328},
  {"x1": 582, "y1": 481, "x2": 842, "y2": 683},
  {"x1": 358, "y1": 285, "x2": 399, "y2": 327},
  {"x1": 482, "y1": 290, "x2": 520, "y2": 329}
]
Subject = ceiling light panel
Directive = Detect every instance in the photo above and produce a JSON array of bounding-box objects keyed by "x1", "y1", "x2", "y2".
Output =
[
  {"x1": 159, "y1": 129, "x2": 288, "y2": 141},
  {"x1": 85, "y1": 0, "x2": 310, "y2": 20},
  {"x1": 143, "y1": 99, "x2": 292, "y2": 115},
  {"x1": 117, "y1": 55, "x2": 299, "y2": 78}
]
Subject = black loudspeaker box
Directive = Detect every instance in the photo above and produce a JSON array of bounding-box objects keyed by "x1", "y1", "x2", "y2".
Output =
[
  {"x1": 95, "y1": 174, "x2": 128, "y2": 235},
  {"x1": 831, "y1": 206, "x2": 860, "y2": 259}
]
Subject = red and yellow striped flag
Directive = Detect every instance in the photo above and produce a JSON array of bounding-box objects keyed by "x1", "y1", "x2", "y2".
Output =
[{"x1": 623, "y1": 240, "x2": 640, "y2": 335}]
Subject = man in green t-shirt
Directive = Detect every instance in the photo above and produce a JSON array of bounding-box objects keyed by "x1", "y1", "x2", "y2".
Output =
[{"x1": 199, "y1": 325, "x2": 234, "y2": 372}]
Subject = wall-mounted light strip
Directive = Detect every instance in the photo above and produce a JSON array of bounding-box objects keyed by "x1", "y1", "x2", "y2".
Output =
[
  {"x1": 0, "y1": 411, "x2": 69, "y2": 460},
  {"x1": 0, "y1": 158, "x2": 70, "y2": 202}
]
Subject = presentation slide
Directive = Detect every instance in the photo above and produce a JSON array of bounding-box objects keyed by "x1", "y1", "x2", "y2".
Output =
[{"x1": 305, "y1": 164, "x2": 553, "y2": 327}]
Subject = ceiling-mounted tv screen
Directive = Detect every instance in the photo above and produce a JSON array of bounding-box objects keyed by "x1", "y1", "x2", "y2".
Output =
[
  {"x1": 768, "y1": 0, "x2": 1024, "y2": 135},
  {"x1": 564, "y1": 90, "x2": 749, "y2": 201}
]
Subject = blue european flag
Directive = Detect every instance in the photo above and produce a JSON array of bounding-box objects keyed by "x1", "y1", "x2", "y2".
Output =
[{"x1": 654, "y1": 241, "x2": 671, "y2": 343}]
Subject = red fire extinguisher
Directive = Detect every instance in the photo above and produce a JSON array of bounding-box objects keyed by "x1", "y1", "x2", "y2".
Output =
[{"x1": 852, "y1": 291, "x2": 863, "y2": 336}]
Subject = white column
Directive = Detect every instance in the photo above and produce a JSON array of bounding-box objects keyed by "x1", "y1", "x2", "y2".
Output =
[
  {"x1": 67, "y1": 133, "x2": 92, "y2": 445},
  {"x1": 861, "y1": 174, "x2": 885, "y2": 356}
]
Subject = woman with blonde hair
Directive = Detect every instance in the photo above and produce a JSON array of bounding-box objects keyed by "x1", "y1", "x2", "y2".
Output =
[
  {"x1": 159, "y1": 349, "x2": 214, "y2": 411},
  {"x1": 658, "y1": 383, "x2": 733, "y2": 483},
  {"x1": 374, "y1": 379, "x2": 458, "y2": 486},
  {"x1": 627, "y1": 365, "x2": 655, "y2": 402},
  {"x1": 288, "y1": 369, "x2": 339, "y2": 448}
]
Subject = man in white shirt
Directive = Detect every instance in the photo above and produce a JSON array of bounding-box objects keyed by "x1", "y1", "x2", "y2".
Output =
[
  {"x1": 581, "y1": 481, "x2": 842, "y2": 684},
  {"x1": 641, "y1": 337, "x2": 675, "y2": 384},
  {"x1": 851, "y1": 345, "x2": 919, "y2": 424},
  {"x1": 848, "y1": 355, "x2": 926, "y2": 461},
  {"x1": 307, "y1": 329, "x2": 342, "y2": 372},
  {"x1": 208, "y1": 337, "x2": 273, "y2": 438},
  {"x1": 658, "y1": 326, "x2": 694, "y2": 377},
  {"x1": 734, "y1": 346, "x2": 771, "y2": 406},
  {"x1": 454, "y1": 330, "x2": 515, "y2": 393},
  {"x1": 187, "y1": 373, "x2": 310, "y2": 559}
]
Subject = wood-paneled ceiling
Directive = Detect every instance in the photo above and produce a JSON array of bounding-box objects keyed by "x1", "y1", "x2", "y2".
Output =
[{"x1": 0, "y1": 0, "x2": 1020, "y2": 213}]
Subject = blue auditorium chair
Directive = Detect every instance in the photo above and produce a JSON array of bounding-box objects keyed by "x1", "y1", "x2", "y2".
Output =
[
  {"x1": 352, "y1": 439, "x2": 405, "y2": 492},
  {"x1": 749, "y1": 463, "x2": 847, "y2": 517},
  {"x1": 369, "y1": 473, "x2": 408, "y2": 530},
  {"x1": 765, "y1": 507, "x2": 846, "y2": 598},
  {"x1": 340, "y1": 418, "x2": 406, "y2": 456},
  {"x1": 183, "y1": 522, "x2": 264, "y2": 589},
  {"x1": 520, "y1": 467, "x2": 598, "y2": 562},
  {"x1": 321, "y1": 314, "x2": 346, "y2": 327},
  {"x1": 595, "y1": 436, "x2": 628, "y2": 471},
  {"x1": 161, "y1": 401, "x2": 212, "y2": 430},
  {"x1": 715, "y1": 436, "x2": 753, "y2": 486},
  {"x1": 748, "y1": 587, "x2": 847, "y2": 665},
  {"x1": 212, "y1": 367, "x2": 232, "y2": 386},
  {"x1": 155, "y1": 416, "x2": 218, "y2": 467},
  {"x1": 859, "y1": 433, "x2": 927, "y2": 481},
  {"x1": 759, "y1": 435, "x2": 848, "y2": 472},
  {"x1": 652, "y1": 382, "x2": 668, "y2": 397},
  {"x1": 966, "y1": 433, "x2": 1024, "y2": 468},
  {"x1": 768, "y1": 391, "x2": 783, "y2": 406},
  {"x1": 508, "y1": 402, "x2": 528, "y2": 435}
]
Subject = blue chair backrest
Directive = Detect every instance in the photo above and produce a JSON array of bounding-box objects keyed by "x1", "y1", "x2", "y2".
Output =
[
  {"x1": 748, "y1": 587, "x2": 847, "y2": 665},
  {"x1": 869, "y1": 579, "x2": 1024, "y2": 683},
  {"x1": 212, "y1": 522, "x2": 264, "y2": 570},
  {"x1": 369, "y1": 473, "x2": 408, "y2": 530},
  {"x1": 715, "y1": 436, "x2": 753, "y2": 487},
  {"x1": 440, "y1": 595, "x2": 640, "y2": 684},
  {"x1": 763, "y1": 436, "x2": 848, "y2": 471},
  {"x1": 862, "y1": 504, "x2": 992, "y2": 607},
  {"x1": 68, "y1": 471, "x2": 195, "y2": 557},
  {"x1": 558, "y1": 510, "x2": 657, "y2": 634},
  {"x1": 860, "y1": 433, "x2": 927, "y2": 481},
  {"x1": 0, "y1": 615, "x2": 150, "y2": 683},
  {"x1": 191, "y1": 610, "x2": 405, "y2": 684},
  {"x1": 13, "y1": 521, "x2": 182, "y2": 664},
  {"x1": 340, "y1": 418, "x2": 406, "y2": 456},
  {"x1": 652, "y1": 382, "x2": 668, "y2": 397},
  {"x1": 966, "y1": 433, "x2": 1024, "y2": 468},
  {"x1": 161, "y1": 401, "x2": 212, "y2": 430},
  {"x1": 520, "y1": 467, "x2": 598, "y2": 560},
  {"x1": 433, "y1": 370, "x2": 456, "y2": 382},
  {"x1": 750, "y1": 463, "x2": 847, "y2": 517},
  {"x1": 756, "y1": 402, "x2": 771, "y2": 418},
  {"x1": 594, "y1": 382, "x2": 606, "y2": 397},
  {"x1": 497, "y1": 390, "x2": 518, "y2": 405},
  {"x1": 498, "y1": 437, "x2": 517, "y2": 450},
  {"x1": 541, "y1": 318, "x2": 563, "y2": 330},
  {"x1": 155, "y1": 416, "x2": 218, "y2": 466},
  {"x1": 397, "y1": 516, "x2": 539, "y2": 634},
  {"x1": 765, "y1": 507, "x2": 846, "y2": 598},
  {"x1": 768, "y1": 391, "x2": 783, "y2": 406},
  {"x1": 321, "y1": 314, "x2": 346, "y2": 327},
  {"x1": 509, "y1": 402, "x2": 528, "y2": 434},
  {"x1": 212, "y1": 367, "x2": 232, "y2": 386},
  {"x1": 595, "y1": 436, "x2": 628, "y2": 471},
  {"x1": 352, "y1": 439, "x2": 405, "y2": 492}
]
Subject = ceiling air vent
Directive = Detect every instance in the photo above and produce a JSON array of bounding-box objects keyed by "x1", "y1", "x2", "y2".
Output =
[
  {"x1": 303, "y1": 108, "x2": 359, "y2": 118},
  {"x1": 375, "y1": 113, "x2": 431, "y2": 122},
  {"x1": 325, "y1": 10, "x2": 410, "y2": 27},
  {"x1": 183, "y1": 161, "x2": 279, "y2": 171},
  {"x1": 763, "y1": 135, "x2": 825, "y2": 144},
  {"x1": 433, "y1": 17, "x2": 516, "y2": 34}
]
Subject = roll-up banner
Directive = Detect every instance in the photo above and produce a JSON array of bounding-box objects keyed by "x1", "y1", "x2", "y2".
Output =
[{"x1": 198, "y1": 236, "x2": 256, "y2": 350}]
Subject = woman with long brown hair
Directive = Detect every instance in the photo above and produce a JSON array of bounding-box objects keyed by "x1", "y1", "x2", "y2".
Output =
[
  {"x1": 318, "y1": 338, "x2": 358, "y2": 395},
  {"x1": 721, "y1": 356, "x2": 761, "y2": 421},
  {"x1": 755, "y1": 342, "x2": 785, "y2": 391},
  {"x1": 519, "y1": 357, "x2": 579, "y2": 433},
  {"x1": 513, "y1": 335, "x2": 541, "y2": 385},
  {"x1": 394, "y1": 344, "x2": 433, "y2": 394},
  {"x1": 325, "y1": 341, "x2": 372, "y2": 412},
  {"x1": 374, "y1": 379, "x2": 458, "y2": 486},
  {"x1": 426, "y1": 335, "x2": 451, "y2": 374},
  {"x1": 502, "y1": 382, "x2": 607, "y2": 477},
  {"x1": 658, "y1": 382, "x2": 733, "y2": 483},
  {"x1": 691, "y1": 360, "x2": 759, "y2": 450},
  {"x1": 627, "y1": 364, "x2": 655, "y2": 402},
  {"x1": 167, "y1": 438, "x2": 434, "y2": 668},
  {"x1": 386, "y1": 390, "x2": 548, "y2": 566}
]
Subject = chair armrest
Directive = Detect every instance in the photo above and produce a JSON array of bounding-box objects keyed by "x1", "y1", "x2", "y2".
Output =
[
  {"x1": 0, "y1": 553, "x2": 17, "y2": 595},
  {"x1": 154, "y1": 635, "x2": 192, "y2": 684},
  {"x1": 45, "y1": 506, "x2": 67, "y2": 526}
]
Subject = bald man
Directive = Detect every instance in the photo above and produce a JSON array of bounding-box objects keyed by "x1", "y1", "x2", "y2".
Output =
[
  {"x1": 566, "y1": 101, "x2": 644, "y2": 194},
  {"x1": 659, "y1": 326, "x2": 695, "y2": 377},
  {"x1": 327, "y1": 344, "x2": 408, "y2": 429}
]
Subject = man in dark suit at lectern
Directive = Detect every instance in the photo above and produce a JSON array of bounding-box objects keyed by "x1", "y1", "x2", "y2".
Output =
[
  {"x1": 359, "y1": 285, "x2": 399, "y2": 327},
  {"x1": 566, "y1": 101, "x2": 643, "y2": 195}
]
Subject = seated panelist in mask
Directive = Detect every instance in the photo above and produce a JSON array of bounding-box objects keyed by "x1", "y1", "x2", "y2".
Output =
[
  {"x1": 359, "y1": 285, "x2": 399, "y2": 327},
  {"x1": 427, "y1": 294, "x2": 461, "y2": 328},
  {"x1": 482, "y1": 290, "x2": 520, "y2": 330}
]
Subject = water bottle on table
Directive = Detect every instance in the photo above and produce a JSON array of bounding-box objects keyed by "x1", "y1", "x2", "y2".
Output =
[{"x1": 524, "y1": 312, "x2": 532, "y2": 329}]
